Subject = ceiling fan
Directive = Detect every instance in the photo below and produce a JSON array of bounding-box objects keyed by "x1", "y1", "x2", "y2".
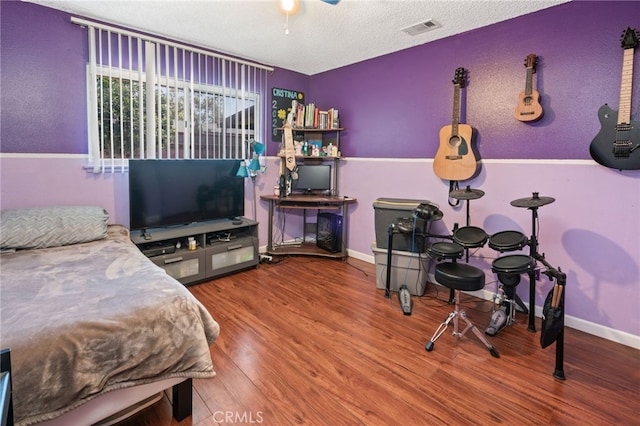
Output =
[
  {"x1": 281, "y1": 0, "x2": 341, "y2": 13},
  {"x1": 281, "y1": 0, "x2": 340, "y2": 34}
]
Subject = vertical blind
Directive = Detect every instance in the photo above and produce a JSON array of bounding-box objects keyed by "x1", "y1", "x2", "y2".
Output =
[{"x1": 73, "y1": 17, "x2": 273, "y2": 173}]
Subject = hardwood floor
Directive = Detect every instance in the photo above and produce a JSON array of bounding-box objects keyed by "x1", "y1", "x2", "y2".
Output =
[{"x1": 120, "y1": 257, "x2": 639, "y2": 425}]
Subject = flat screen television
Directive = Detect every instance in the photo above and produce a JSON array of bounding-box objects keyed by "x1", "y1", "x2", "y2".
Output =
[
  {"x1": 292, "y1": 165, "x2": 331, "y2": 194},
  {"x1": 128, "y1": 159, "x2": 244, "y2": 230}
]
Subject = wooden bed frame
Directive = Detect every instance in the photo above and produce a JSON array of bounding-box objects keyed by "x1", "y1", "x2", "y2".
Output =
[{"x1": 1, "y1": 348, "x2": 14, "y2": 426}]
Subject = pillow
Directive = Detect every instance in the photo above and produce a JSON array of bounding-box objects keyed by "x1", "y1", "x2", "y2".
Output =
[{"x1": 0, "y1": 206, "x2": 109, "y2": 249}]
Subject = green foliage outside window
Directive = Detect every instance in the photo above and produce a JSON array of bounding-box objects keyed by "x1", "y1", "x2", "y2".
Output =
[{"x1": 96, "y1": 77, "x2": 231, "y2": 159}]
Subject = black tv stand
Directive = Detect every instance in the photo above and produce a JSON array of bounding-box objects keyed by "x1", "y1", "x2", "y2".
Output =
[{"x1": 130, "y1": 218, "x2": 259, "y2": 285}]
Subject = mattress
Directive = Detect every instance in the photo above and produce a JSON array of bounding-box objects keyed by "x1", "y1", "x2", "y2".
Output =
[{"x1": 0, "y1": 225, "x2": 220, "y2": 425}]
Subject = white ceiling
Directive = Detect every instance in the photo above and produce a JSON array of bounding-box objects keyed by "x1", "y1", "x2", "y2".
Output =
[{"x1": 25, "y1": 0, "x2": 570, "y2": 75}]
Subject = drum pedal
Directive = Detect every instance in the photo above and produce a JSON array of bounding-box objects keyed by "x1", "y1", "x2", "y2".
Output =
[
  {"x1": 398, "y1": 285, "x2": 412, "y2": 315},
  {"x1": 485, "y1": 307, "x2": 508, "y2": 336}
]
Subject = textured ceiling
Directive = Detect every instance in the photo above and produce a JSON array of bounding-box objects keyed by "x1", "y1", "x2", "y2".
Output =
[{"x1": 25, "y1": 0, "x2": 570, "y2": 75}]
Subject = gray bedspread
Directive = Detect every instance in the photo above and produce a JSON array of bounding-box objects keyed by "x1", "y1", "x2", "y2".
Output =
[{"x1": 0, "y1": 226, "x2": 220, "y2": 425}]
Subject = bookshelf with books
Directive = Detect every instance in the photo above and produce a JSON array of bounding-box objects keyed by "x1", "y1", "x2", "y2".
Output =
[
  {"x1": 277, "y1": 102, "x2": 344, "y2": 197},
  {"x1": 292, "y1": 103, "x2": 340, "y2": 130}
]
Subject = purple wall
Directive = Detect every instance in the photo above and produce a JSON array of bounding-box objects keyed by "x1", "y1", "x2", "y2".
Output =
[
  {"x1": 310, "y1": 1, "x2": 640, "y2": 160},
  {"x1": 0, "y1": 1, "x2": 308, "y2": 155},
  {"x1": 1, "y1": 2, "x2": 88, "y2": 154},
  {"x1": 3, "y1": 1, "x2": 639, "y2": 159}
]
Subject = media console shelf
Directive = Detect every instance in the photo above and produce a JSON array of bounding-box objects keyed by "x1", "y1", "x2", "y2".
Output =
[
  {"x1": 131, "y1": 218, "x2": 258, "y2": 285},
  {"x1": 260, "y1": 195, "x2": 357, "y2": 259}
]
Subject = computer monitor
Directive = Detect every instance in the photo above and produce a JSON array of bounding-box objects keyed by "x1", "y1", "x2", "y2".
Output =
[{"x1": 292, "y1": 165, "x2": 331, "y2": 194}]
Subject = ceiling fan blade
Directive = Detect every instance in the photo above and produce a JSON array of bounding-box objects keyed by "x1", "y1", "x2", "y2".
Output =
[{"x1": 321, "y1": 0, "x2": 341, "y2": 5}]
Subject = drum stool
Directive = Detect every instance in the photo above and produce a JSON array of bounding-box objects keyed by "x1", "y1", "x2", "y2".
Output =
[{"x1": 425, "y1": 262, "x2": 499, "y2": 358}]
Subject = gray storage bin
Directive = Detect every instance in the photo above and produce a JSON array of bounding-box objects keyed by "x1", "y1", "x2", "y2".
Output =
[
  {"x1": 371, "y1": 244, "x2": 429, "y2": 296},
  {"x1": 373, "y1": 197, "x2": 431, "y2": 252}
]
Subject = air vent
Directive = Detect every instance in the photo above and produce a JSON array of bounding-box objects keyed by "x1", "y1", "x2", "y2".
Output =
[{"x1": 401, "y1": 20, "x2": 440, "y2": 36}]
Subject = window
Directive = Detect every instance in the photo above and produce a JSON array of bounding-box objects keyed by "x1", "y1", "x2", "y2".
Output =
[{"x1": 77, "y1": 18, "x2": 272, "y2": 172}]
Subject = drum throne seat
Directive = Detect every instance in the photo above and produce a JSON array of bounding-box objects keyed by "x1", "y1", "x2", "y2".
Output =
[{"x1": 425, "y1": 262, "x2": 500, "y2": 358}]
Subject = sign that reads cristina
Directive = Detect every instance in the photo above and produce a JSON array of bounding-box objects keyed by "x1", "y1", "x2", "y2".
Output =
[{"x1": 272, "y1": 87, "x2": 304, "y2": 142}]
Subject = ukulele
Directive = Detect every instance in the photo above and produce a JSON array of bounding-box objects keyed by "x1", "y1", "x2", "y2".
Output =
[
  {"x1": 589, "y1": 27, "x2": 640, "y2": 170},
  {"x1": 514, "y1": 54, "x2": 543, "y2": 122},
  {"x1": 433, "y1": 67, "x2": 477, "y2": 181}
]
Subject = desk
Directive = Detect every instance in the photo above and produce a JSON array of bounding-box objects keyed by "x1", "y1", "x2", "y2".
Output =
[{"x1": 260, "y1": 195, "x2": 357, "y2": 259}]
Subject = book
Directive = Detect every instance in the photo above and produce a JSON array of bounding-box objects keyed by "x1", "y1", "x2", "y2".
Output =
[
  {"x1": 328, "y1": 108, "x2": 339, "y2": 129},
  {"x1": 286, "y1": 104, "x2": 340, "y2": 130}
]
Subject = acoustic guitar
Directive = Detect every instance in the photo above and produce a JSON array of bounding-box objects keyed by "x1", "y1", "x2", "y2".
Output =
[
  {"x1": 589, "y1": 27, "x2": 640, "y2": 170},
  {"x1": 433, "y1": 67, "x2": 477, "y2": 181},
  {"x1": 514, "y1": 54, "x2": 543, "y2": 122}
]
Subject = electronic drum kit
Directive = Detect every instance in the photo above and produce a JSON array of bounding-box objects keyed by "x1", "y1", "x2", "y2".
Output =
[
  {"x1": 401, "y1": 186, "x2": 567, "y2": 379},
  {"x1": 424, "y1": 188, "x2": 553, "y2": 282}
]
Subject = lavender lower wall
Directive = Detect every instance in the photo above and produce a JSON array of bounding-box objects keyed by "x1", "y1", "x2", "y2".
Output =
[
  {"x1": 228, "y1": 158, "x2": 640, "y2": 348},
  {"x1": 337, "y1": 158, "x2": 640, "y2": 344},
  {"x1": 2, "y1": 154, "x2": 638, "y2": 346},
  {"x1": 0, "y1": 155, "x2": 129, "y2": 224}
]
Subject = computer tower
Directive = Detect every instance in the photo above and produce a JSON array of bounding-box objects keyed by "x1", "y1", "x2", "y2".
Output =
[{"x1": 316, "y1": 213, "x2": 343, "y2": 253}]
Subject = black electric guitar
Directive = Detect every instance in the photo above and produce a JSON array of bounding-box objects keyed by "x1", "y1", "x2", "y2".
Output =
[
  {"x1": 433, "y1": 67, "x2": 477, "y2": 181},
  {"x1": 514, "y1": 54, "x2": 543, "y2": 122},
  {"x1": 589, "y1": 27, "x2": 640, "y2": 170}
]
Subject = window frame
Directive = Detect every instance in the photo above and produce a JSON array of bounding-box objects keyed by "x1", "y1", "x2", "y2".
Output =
[
  {"x1": 88, "y1": 64, "x2": 261, "y2": 170},
  {"x1": 77, "y1": 17, "x2": 272, "y2": 173}
]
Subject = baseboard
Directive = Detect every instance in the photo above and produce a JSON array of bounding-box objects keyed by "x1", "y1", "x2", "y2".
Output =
[
  {"x1": 347, "y1": 250, "x2": 374, "y2": 264},
  {"x1": 347, "y1": 249, "x2": 640, "y2": 350}
]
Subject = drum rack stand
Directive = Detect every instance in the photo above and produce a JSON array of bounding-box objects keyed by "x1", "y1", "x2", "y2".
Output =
[
  {"x1": 535, "y1": 252, "x2": 567, "y2": 380},
  {"x1": 522, "y1": 203, "x2": 567, "y2": 380}
]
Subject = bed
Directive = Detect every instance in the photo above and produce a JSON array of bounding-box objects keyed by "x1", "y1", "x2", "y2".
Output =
[{"x1": 0, "y1": 206, "x2": 220, "y2": 426}]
